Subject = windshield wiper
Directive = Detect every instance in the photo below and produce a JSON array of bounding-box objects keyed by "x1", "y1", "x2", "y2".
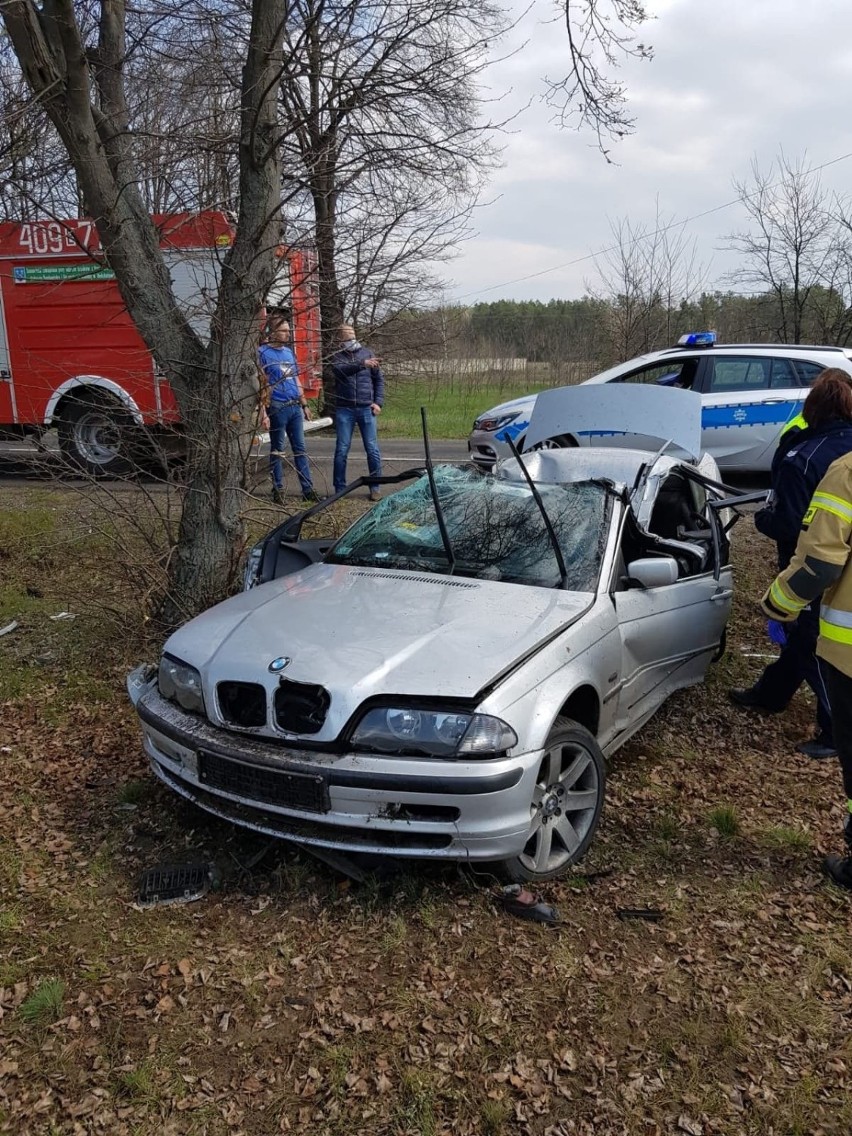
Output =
[
  {"x1": 505, "y1": 436, "x2": 569, "y2": 588},
  {"x1": 421, "y1": 407, "x2": 456, "y2": 573}
]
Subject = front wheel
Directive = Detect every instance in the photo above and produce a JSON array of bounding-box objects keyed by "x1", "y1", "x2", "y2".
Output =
[
  {"x1": 498, "y1": 717, "x2": 605, "y2": 882},
  {"x1": 524, "y1": 433, "x2": 577, "y2": 453}
]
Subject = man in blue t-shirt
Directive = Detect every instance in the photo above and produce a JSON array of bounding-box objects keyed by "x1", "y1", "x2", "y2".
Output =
[{"x1": 258, "y1": 315, "x2": 317, "y2": 503}]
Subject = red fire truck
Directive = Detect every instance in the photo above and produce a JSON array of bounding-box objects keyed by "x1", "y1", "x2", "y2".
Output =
[{"x1": 0, "y1": 212, "x2": 321, "y2": 475}]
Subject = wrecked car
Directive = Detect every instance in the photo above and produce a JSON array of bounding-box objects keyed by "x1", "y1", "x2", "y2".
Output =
[{"x1": 128, "y1": 386, "x2": 748, "y2": 881}]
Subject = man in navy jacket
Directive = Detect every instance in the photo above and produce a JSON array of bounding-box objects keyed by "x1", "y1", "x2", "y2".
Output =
[
  {"x1": 730, "y1": 369, "x2": 852, "y2": 757},
  {"x1": 330, "y1": 325, "x2": 384, "y2": 500}
]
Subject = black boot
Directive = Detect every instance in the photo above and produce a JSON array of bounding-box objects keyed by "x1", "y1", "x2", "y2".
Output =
[
  {"x1": 795, "y1": 734, "x2": 838, "y2": 759},
  {"x1": 824, "y1": 854, "x2": 852, "y2": 891},
  {"x1": 728, "y1": 687, "x2": 782, "y2": 712}
]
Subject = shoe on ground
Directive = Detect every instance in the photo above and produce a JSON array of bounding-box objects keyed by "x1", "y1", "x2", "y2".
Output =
[
  {"x1": 824, "y1": 854, "x2": 852, "y2": 891},
  {"x1": 271, "y1": 487, "x2": 285, "y2": 506},
  {"x1": 795, "y1": 734, "x2": 838, "y2": 760},
  {"x1": 727, "y1": 687, "x2": 782, "y2": 713},
  {"x1": 368, "y1": 489, "x2": 382, "y2": 502},
  {"x1": 302, "y1": 490, "x2": 320, "y2": 503}
]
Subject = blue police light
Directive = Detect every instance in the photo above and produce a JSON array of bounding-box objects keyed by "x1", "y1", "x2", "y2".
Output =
[{"x1": 676, "y1": 330, "x2": 717, "y2": 347}]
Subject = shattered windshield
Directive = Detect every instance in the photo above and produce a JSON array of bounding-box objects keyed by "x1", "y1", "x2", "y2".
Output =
[{"x1": 327, "y1": 466, "x2": 610, "y2": 590}]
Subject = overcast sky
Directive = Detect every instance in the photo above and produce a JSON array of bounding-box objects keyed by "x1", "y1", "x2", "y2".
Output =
[{"x1": 447, "y1": 0, "x2": 852, "y2": 303}]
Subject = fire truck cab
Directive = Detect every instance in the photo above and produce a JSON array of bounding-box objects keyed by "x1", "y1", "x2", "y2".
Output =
[{"x1": 0, "y1": 212, "x2": 321, "y2": 476}]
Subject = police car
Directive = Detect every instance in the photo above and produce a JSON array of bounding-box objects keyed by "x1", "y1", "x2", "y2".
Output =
[{"x1": 468, "y1": 334, "x2": 852, "y2": 472}]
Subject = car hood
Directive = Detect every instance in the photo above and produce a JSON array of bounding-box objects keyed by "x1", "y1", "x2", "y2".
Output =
[{"x1": 164, "y1": 563, "x2": 593, "y2": 738}]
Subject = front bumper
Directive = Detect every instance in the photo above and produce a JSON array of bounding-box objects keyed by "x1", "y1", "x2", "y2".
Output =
[
  {"x1": 467, "y1": 429, "x2": 501, "y2": 470},
  {"x1": 127, "y1": 668, "x2": 539, "y2": 862}
]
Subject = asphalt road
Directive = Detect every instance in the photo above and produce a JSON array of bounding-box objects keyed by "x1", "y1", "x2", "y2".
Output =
[
  {"x1": 0, "y1": 430, "x2": 470, "y2": 492},
  {"x1": 0, "y1": 431, "x2": 770, "y2": 500}
]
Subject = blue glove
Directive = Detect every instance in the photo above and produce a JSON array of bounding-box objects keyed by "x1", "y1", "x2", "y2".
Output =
[{"x1": 767, "y1": 619, "x2": 787, "y2": 647}]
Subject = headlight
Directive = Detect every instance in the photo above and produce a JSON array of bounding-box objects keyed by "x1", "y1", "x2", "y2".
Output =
[
  {"x1": 475, "y1": 411, "x2": 520, "y2": 432},
  {"x1": 351, "y1": 706, "x2": 517, "y2": 757},
  {"x1": 243, "y1": 542, "x2": 263, "y2": 591},
  {"x1": 158, "y1": 654, "x2": 205, "y2": 714}
]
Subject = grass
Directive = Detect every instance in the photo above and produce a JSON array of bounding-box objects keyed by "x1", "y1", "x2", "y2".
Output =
[
  {"x1": 395, "y1": 1068, "x2": 437, "y2": 1136},
  {"x1": 116, "y1": 779, "x2": 154, "y2": 805},
  {"x1": 0, "y1": 904, "x2": 22, "y2": 935},
  {"x1": 759, "y1": 823, "x2": 813, "y2": 852},
  {"x1": 377, "y1": 376, "x2": 555, "y2": 439},
  {"x1": 19, "y1": 979, "x2": 65, "y2": 1026},
  {"x1": 116, "y1": 1061, "x2": 160, "y2": 1103},
  {"x1": 480, "y1": 1099, "x2": 511, "y2": 1135},
  {"x1": 381, "y1": 913, "x2": 408, "y2": 952},
  {"x1": 653, "y1": 810, "x2": 681, "y2": 842},
  {"x1": 708, "y1": 804, "x2": 741, "y2": 839}
]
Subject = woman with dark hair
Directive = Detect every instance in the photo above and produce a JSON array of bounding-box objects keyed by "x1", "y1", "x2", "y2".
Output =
[{"x1": 730, "y1": 368, "x2": 852, "y2": 757}]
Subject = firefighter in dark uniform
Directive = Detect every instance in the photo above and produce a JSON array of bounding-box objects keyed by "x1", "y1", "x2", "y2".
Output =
[
  {"x1": 729, "y1": 370, "x2": 852, "y2": 757},
  {"x1": 762, "y1": 448, "x2": 852, "y2": 888}
]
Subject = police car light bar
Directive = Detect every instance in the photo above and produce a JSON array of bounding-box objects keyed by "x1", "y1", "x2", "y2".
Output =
[{"x1": 677, "y1": 330, "x2": 717, "y2": 347}]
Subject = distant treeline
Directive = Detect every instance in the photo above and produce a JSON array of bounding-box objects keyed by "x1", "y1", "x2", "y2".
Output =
[{"x1": 375, "y1": 287, "x2": 852, "y2": 380}]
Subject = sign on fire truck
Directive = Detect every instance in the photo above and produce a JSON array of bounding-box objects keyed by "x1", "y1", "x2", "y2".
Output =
[{"x1": 0, "y1": 212, "x2": 321, "y2": 475}]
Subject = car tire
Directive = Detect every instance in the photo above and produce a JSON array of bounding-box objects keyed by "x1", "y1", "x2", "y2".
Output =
[
  {"x1": 56, "y1": 393, "x2": 136, "y2": 477},
  {"x1": 523, "y1": 433, "x2": 577, "y2": 453},
  {"x1": 498, "y1": 716, "x2": 605, "y2": 883}
]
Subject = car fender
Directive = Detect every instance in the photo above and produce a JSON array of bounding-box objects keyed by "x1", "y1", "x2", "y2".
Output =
[{"x1": 478, "y1": 598, "x2": 622, "y2": 755}]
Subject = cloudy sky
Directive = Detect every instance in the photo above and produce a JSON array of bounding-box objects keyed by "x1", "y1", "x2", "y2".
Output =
[{"x1": 447, "y1": 0, "x2": 852, "y2": 302}]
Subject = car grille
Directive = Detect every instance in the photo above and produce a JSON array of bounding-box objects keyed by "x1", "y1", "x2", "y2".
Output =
[
  {"x1": 217, "y1": 681, "x2": 267, "y2": 728},
  {"x1": 274, "y1": 679, "x2": 330, "y2": 735},
  {"x1": 198, "y1": 751, "x2": 329, "y2": 812}
]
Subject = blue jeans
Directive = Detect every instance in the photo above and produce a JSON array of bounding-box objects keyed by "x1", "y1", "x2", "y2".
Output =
[
  {"x1": 268, "y1": 402, "x2": 313, "y2": 495},
  {"x1": 333, "y1": 406, "x2": 382, "y2": 492}
]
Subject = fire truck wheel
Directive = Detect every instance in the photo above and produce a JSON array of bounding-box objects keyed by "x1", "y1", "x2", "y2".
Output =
[{"x1": 56, "y1": 396, "x2": 134, "y2": 477}]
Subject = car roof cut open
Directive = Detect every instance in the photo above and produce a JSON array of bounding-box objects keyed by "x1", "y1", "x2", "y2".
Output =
[{"x1": 522, "y1": 384, "x2": 704, "y2": 460}]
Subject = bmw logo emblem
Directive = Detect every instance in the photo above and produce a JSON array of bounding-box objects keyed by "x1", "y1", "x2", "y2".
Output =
[{"x1": 268, "y1": 657, "x2": 291, "y2": 673}]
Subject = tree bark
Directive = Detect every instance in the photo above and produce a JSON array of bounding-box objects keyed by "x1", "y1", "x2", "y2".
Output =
[
  {"x1": 2, "y1": 0, "x2": 287, "y2": 627},
  {"x1": 313, "y1": 166, "x2": 346, "y2": 411}
]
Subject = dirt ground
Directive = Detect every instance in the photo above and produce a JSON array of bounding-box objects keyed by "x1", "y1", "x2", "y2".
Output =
[{"x1": 1, "y1": 486, "x2": 851, "y2": 1136}]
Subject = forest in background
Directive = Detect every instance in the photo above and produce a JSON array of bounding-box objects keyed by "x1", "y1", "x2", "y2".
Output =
[{"x1": 375, "y1": 283, "x2": 852, "y2": 392}]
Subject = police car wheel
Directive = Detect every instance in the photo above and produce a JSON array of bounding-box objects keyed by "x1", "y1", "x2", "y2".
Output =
[{"x1": 525, "y1": 433, "x2": 577, "y2": 452}]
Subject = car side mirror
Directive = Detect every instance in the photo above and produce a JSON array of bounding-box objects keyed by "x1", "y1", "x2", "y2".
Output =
[{"x1": 626, "y1": 556, "x2": 679, "y2": 588}]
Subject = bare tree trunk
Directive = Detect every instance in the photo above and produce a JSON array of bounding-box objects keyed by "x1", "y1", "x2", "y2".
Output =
[
  {"x1": 2, "y1": 0, "x2": 286, "y2": 626},
  {"x1": 160, "y1": 0, "x2": 287, "y2": 624},
  {"x1": 313, "y1": 170, "x2": 346, "y2": 410}
]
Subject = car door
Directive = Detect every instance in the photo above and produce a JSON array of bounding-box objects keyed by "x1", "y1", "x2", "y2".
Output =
[
  {"x1": 698, "y1": 354, "x2": 817, "y2": 471},
  {"x1": 611, "y1": 478, "x2": 732, "y2": 728},
  {"x1": 749, "y1": 357, "x2": 826, "y2": 469}
]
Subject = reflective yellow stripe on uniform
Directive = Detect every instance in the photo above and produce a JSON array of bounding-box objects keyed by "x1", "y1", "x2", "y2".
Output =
[
  {"x1": 810, "y1": 491, "x2": 852, "y2": 524},
  {"x1": 820, "y1": 603, "x2": 852, "y2": 644},
  {"x1": 781, "y1": 413, "x2": 808, "y2": 437},
  {"x1": 770, "y1": 578, "x2": 805, "y2": 614},
  {"x1": 820, "y1": 620, "x2": 852, "y2": 645}
]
